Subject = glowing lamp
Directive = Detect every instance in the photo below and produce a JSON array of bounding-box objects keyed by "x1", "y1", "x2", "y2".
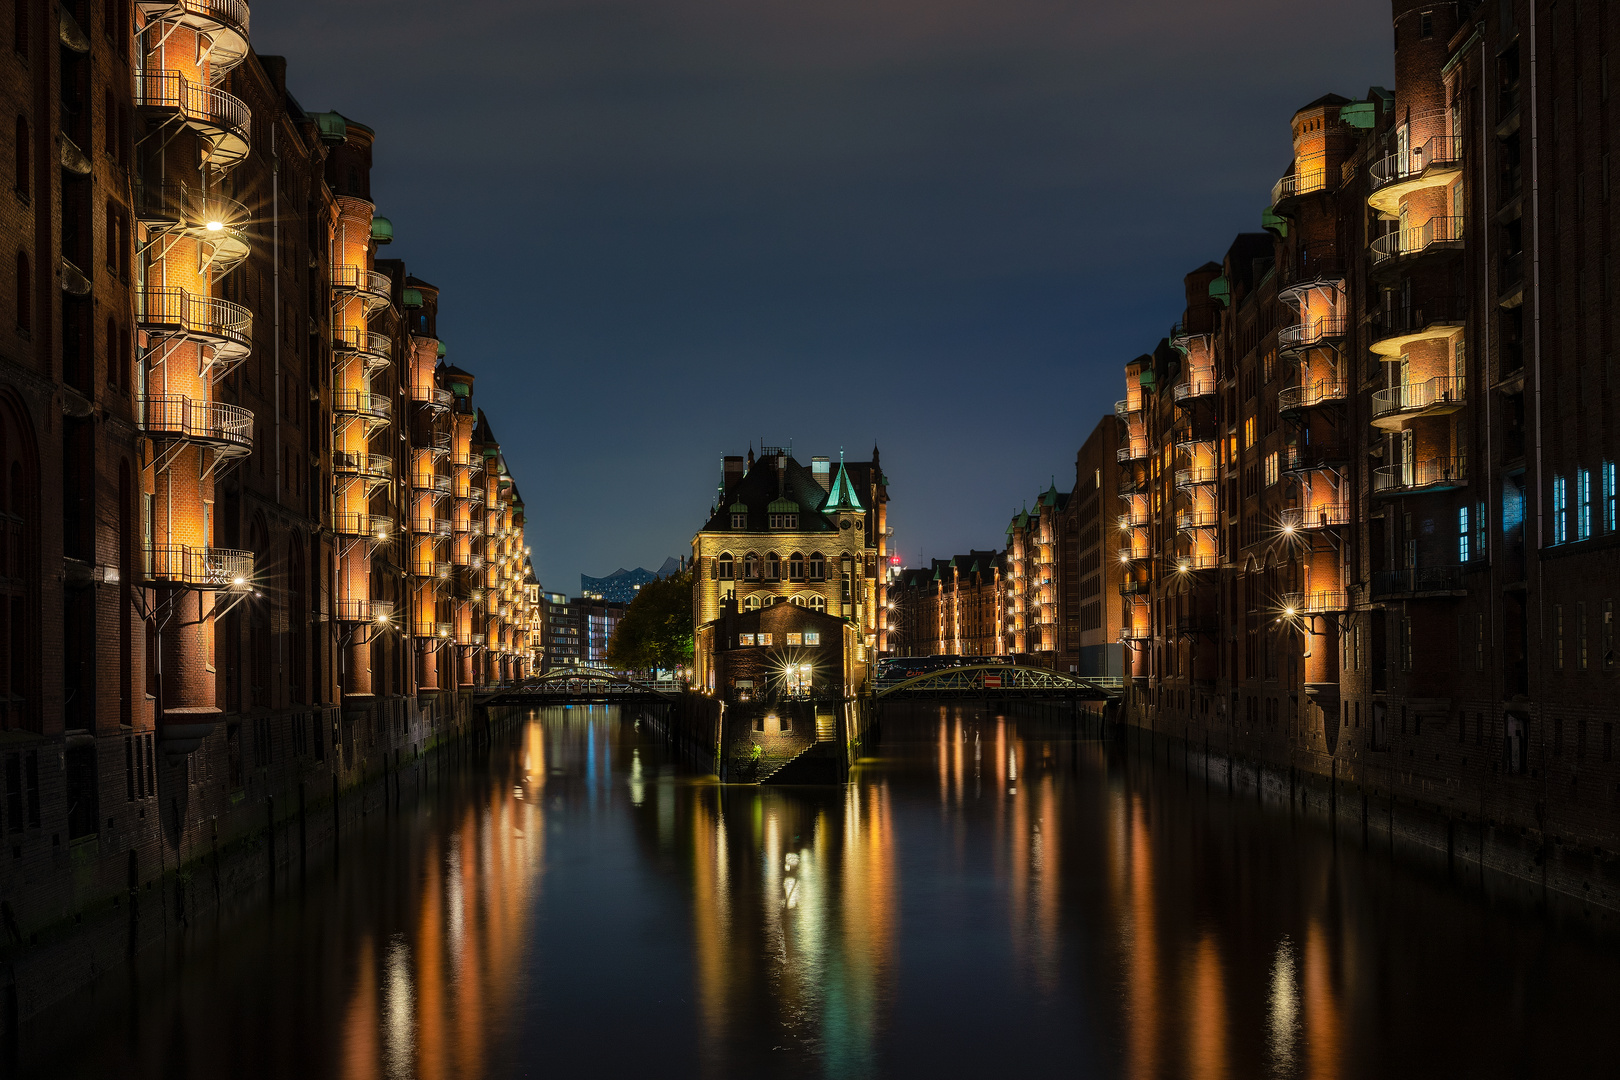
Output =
[{"x1": 205, "y1": 220, "x2": 225, "y2": 232}]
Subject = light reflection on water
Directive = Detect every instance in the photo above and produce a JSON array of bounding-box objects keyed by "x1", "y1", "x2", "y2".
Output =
[{"x1": 28, "y1": 703, "x2": 1620, "y2": 1079}]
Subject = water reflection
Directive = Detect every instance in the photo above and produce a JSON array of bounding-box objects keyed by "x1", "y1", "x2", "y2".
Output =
[{"x1": 28, "y1": 703, "x2": 1620, "y2": 1079}]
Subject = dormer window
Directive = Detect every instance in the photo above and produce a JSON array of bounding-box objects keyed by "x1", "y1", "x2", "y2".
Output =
[
  {"x1": 732, "y1": 512, "x2": 747, "y2": 529},
  {"x1": 769, "y1": 513, "x2": 798, "y2": 530}
]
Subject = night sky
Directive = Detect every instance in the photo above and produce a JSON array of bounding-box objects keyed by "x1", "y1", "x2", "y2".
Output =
[{"x1": 253, "y1": 0, "x2": 1393, "y2": 592}]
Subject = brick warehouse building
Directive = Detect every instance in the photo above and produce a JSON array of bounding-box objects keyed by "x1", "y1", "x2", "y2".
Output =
[
  {"x1": 887, "y1": 551, "x2": 1006, "y2": 659},
  {"x1": 0, "y1": 0, "x2": 541, "y2": 1012},
  {"x1": 1116, "y1": 0, "x2": 1620, "y2": 905}
]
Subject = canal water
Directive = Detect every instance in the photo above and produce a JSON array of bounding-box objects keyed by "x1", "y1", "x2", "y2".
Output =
[{"x1": 25, "y1": 704, "x2": 1620, "y2": 1079}]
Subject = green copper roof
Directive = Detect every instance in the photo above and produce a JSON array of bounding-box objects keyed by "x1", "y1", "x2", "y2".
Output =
[
  {"x1": 767, "y1": 497, "x2": 799, "y2": 514},
  {"x1": 1208, "y1": 276, "x2": 1231, "y2": 307},
  {"x1": 1261, "y1": 207, "x2": 1288, "y2": 237},
  {"x1": 402, "y1": 288, "x2": 423, "y2": 308},
  {"x1": 451, "y1": 382, "x2": 470, "y2": 397},
  {"x1": 436, "y1": 341, "x2": 446, "y2": 359},
  {"x1": 312, "y1": 112, "x2": 347, "y2": 143},
  {"x1": 371, "y1": 217, "x2": 393, "y2": 244},
  {"x1": 729, "y1": 500, "x2": 748, "y2": 514},
  {"x1": 1040, "y1": 481, "x2": 1060, "y2": 507},
  {"x1": 1338, "y1": 100, "x2": 1379, "y2": 129},
  {"x1": 823, "y1": 457, "x2": 864, "y2": 512}
]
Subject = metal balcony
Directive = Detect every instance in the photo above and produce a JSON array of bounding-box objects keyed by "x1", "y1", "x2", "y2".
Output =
[
  {"x1": 1171, "y1": 552, "x2": 1219, "y2": 572},
  {"x1": 332, "y1": 450, "x2": 392, "y2": 481},
  {"x1": 335, "y1": 598, "x2": 395, "y2": 623},
  {"x1": 1176, "y1": 508, "x2": 1218, "y2": 532},
  {"x1": 333, "y1": 327, "x2": 393, "y2": 370},
  {"x1": 1370, "y1": 216, "x2": 1465, "y2": 270},
  {"x1": 411, "y1": 517, "x2": 453, "y2": 539},
  {"x1": 1117, "y1": 441, "x2": 1149, "y2": 463},
  {"x1": 332, "y1": 390, "x2": 391, "y2": 424},
  {"x1": 332, "y1": 264, "x2": 393, "y2": 311},
  {"x1": 133, "y1": 180, "x2": 251, "y2": 271},
  {"x1": 137, "y1": 288, "x2": 251, "y2": 364},
  {"x1": 137, "y1": 395, "x2": 252, "y2": 452},
  {"x1": 1278, "y1": 378, "x2": 1348, "y2": 416},
  {"x1": 1278, "y1": 316, "x2": 1349, "y2": 355},
  {"x1": 412, "y1": 384, "x2": 453, "y2": 410},
  {"x1": 1279, "y1": 503, "x2": 1350, "y2": 532},
  {"x1": 1370, "y1": 376, "x2": 1466, "y2": 429},
  {"x1": 135, "y1": 0, "x2": 251, "y2": 72},
  {"x1": 134, "y1": 70, "x2": 251, "y2": 171},
  {"x1": 1279, "y1": 589, "x2": 1347, "y2": 615},
  {"x1": 1118, "y1": 624, "x2": 1151, "y2": 643},
  {"x1": 143, "y1": 544, "x2": 254, "y2": 590},
  {"x1": 1368, "y1": 135, "x2": 1464, "y2": 216},
  {"x1": 1119, "y1": 579, "x2": 1151, "y2": 596},
  {"x1": 1117, "y1": 545, "x2": 1151, "y2": 565},
  {"x1": 1368, "y1": 296, "x2": 1465, "y2": 357},
  {"x1": 1114, "y1": 398, "x2": 1134, "y2": 421},
  {"x1": 1372, "y1": 456, "x2": 1468, "y2": 497},
  {"x1": 412, "y1": 472, "x2": 452, "y2": 495},
  {"x1": 1270, "y1": 167, "x2": 1329, "y2": 212},
  {"x1": 1173, "y1": 377, "x2": 1217, "y2": 405},
  {"x1": 333, "y1": 513, "x2": 392, "y2": 540},
  {"x1": 1174, "y1": 464, "x2": 1218, "y2": 488}
]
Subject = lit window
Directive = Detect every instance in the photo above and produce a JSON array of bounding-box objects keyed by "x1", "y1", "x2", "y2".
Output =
[
  {"x1": 786, "y1": 633, "x2": 802, "y2": 645},
  {"x1": 789, "y1": 552, "x2": 805, "y2": 580},
  {"x1": 766, "y1": 553, "x2": 781, "y2": 580},
  {"x1": 804, "y1": 631, "x2": 820, "y2": 645},
  {"x1": 1604, "y1": 461, "x2": 1617, "y2": 532},
  {"x1": 1458, "y1": 505, "x2": 1470, "y2": 563},
  {"x1": 1553, "y1": 475, "x2": 1567, "y2": 544},
  {"x1": 757, "y1": 633, "x2": 773, "y2": 646},
  {"x1": 1578, "y1": 468, "x2": 1593, "y2": 540},
  {"x1": 738, "y1": 634, "x2": 755, "y2": 646},
  {"x1": 1264, "y1": 452, "x2": 1279, "y2": 487},
  {"x1": 809, "y1": 597, "x2": 826, "y2": 614}
]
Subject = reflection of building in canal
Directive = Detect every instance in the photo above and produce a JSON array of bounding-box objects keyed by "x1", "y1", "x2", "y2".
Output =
[{"x1": 338, "y1": 721, "x2": 548, "y2": 1080}]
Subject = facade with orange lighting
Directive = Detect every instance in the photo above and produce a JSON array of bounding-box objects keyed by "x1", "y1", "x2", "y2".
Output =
[
  {"x1": 1116, "y1": 0, "x2": 1620, "y2": 902},
  {"x1": 887, "y1": 551, "x2": 1006, "y2": 659},
  {"x1": 0, "y1": 7, "x2": 542, "y2": 1011}
]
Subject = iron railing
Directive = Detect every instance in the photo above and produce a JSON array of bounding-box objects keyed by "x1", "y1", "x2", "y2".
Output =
[
  {"x1": 1279, "y1": 589, "x2": 1347, "y2": 615},
  {"x1": 1278, "y1": 316, "x2": 1349, "y2": 352},
  {"x1": 333, "y1": 512, "x2": 392, "y2": 539},
  {"x1": 1279, "y1": 503, "x2": 1351, "y2": 531},
  {"x1": 332, "y1": 264, "x2": 392, "y2": 305},
  {"x1": 332, "y1": 450, "x2": 392, "y2": 479},
  {"x1": 1371, "y1": 565, "x2": 1467, "y2": 597},
  {"x1": 1271, "y1": 167, "x2": 1329, "y2": 207},
  {"x1": 1371, "y1": 215, "x2": 1465, "y2": 266},
  {"x1": 143, "y1": 544, "x2": 253, "y2": 589},
  {"x1": 1173, "y1": 377, "x2": 1218, "y2": 403},
  {"x1": 1373, "y1": 456, "x2": 1468, "y2": 495},
  {"x1": 1371, "y1": 375, "x2": 1466, "y2": 421},
  {"x1": 1174, "y1": 464, "x2": 1219, "y2": 488},
  {"x1": 138, "y1": 395, "x2": 252, "y2": 449},
  {"x1": 1369, "y1": 296, "x2": 1465, "y2": 344},
  {"x1": 332, "y1": 327, "x2": 392, "y2": 364},
  {"x1": 335, "y1": 598, "x2": 395, "y2": 623},
  {"x1": 332, "y1": 390, "x2": 391, "y2": 422},
  {"x1": 137, "y1": 288, "x2": 251, "y2": 353},
  {"x1": 1278, "y1": 378, "x2": 1349, "y2": 413},
  {"x1": 1369, "y1": 135, "x2": 1463, "y2": 191}
]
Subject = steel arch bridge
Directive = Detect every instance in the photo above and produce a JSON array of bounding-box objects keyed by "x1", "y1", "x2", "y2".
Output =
[
  {"x1": 875, "y1": 663, "x2": 1123, "y2": 702},
  {"x1": 475, "y1": 667, "x2": 679, "y2": 706}
]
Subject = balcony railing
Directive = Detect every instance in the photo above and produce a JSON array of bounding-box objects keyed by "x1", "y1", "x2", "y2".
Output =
[
  {"x1": 335, "y1": 598, "x2": 395, "y2": 623},
  {"x1": 1171, "y1": 552, "x2": 1219, "y2": 571},
  {"x1": 1119, "y1": 579, "x2": 1151, "y2": 596},
  {"x1": 135, "y1": 0, "x2": 251, "y2": 69},
  {"x1": 332, "y1": 264, "x2": 392, "y2": 308},
  {"x1": 1176, "y1": 508, "x2": 1218, "y2": 531},
  {"x1": 411, "y1": 384, "x2": 453, "y2": 409},
  {"x1": 333, "y1": 512, "x2": 392, "y2": 539},
  {"x1": 1270, "y1": 167, "x2": 1329, "y2": 208},
  {"x1": 1369, "y1": 296, "x2": 1465, "y2": 352},
  {"x1": 1279, "y1": 589, "x2": 1347, "y2": 615},
  {"x1": 1117, "y1": 545, "x2": 1151, "y2": 564},
  {"x1": 1173, "y1": 377, "x2": 1218, "y2": 404},
  {"x1": 1371, "y1": 376, "x2": 1466, "y2": 424},
  {"x1": 1279, "y1": 503, "x2": 1350, "y2": 531},
  {"x1": 1370, "y1": 216, "x2": 1465, "y2": 268},
  {"x1": 1371, "y1": 565, "x2": 1468, "y2": 598},
  {"x1": 138, "y1": 395, "x2": 252, "y2": 450},
  {"x1": 133, "y1": 180, "x2": 251, "y2": 268},
  {"x1": 1278, "y1": 316, "x2": 1349, "y2": 353},
  {"x1": 1278, "y1": 378, "x2": 1348, "y2": 414},
  {"x1": 137, "y1": 288, "x2": 252, "y2": 357},
  {"x1": 1118, "y1": 624, "x2": 1151, "y2": 642},
  {"x1": 332, "y1": 390, "x2": 391, "y2": 423},
  {"x1": 1114, "y1": 398, "x2": 1134, "y2": 421},
  {"x1": 333, "y1": 450, "x2": 392, "y2": 480},
  {"x1": 412, "y1": 473, "x2": 452, "y2": 495},
  {"x1": 1116, "y1": 442, "x2": 1149, "y2": 463},
  {"x1": 412, "y1": 517, "x2": 453, "y2": 538},
  {"x1": 134, "y1": 70, "x2": 251, "y2": 170},
  {"x1": 1373, "y1": 456, "x2": 1468, "y2": 496},
  {"x1": 333, "y1": 327, "x2": 392, "y2": 367},
  {"x1": 143, "y1": 544, "x2": 253, "y2": 589},
  {"x1": 1174, "y1": 464, "x2": 1218, "y2": 488},
  {"x1": 1369, "y1": 135, "x2": 1463, "y2": 193}
]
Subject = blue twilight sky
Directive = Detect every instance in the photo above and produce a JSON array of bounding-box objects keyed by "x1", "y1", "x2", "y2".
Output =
[{"x1": 253, "y1": 0, "x2": 1393, "y2": 591}]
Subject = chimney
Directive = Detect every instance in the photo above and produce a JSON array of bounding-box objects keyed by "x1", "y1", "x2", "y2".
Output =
[
  {"x1": 723, "y1": 456, "x2": 745, "y2": 487},
  {"x1": 776, "y1": 452, "x2": 787, "y2": 494},
  {"x1": 811, "y1": 457, "x2": 831, "y2": 491}
]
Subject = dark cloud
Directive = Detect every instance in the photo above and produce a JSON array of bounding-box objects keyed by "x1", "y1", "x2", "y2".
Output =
[{"x1": 254, "y1": 0, "x2": 1392, "y2": 586}]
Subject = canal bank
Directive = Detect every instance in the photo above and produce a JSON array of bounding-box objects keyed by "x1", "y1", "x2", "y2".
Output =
[{"x1": 0, "y1": 699, "x2": 532, "y2": 1033}]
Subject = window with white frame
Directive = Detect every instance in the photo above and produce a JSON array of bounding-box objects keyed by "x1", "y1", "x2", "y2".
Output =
[
  {"x1": 769, "y1": 513, "x2": 798, "y2": 530},
  {"x1": 743, "y1": 553, "x2": 760, "y2": 579},
  {"x1": 803, "y1": 630, "x2": 820, "y2": 645},
  {"x1": 717, "y1": 552, "x2": 734, "y2": 580},
  {"x1": 1458, "y1": 505, "x2": 1471, "y2": 563},
  {"x1": 1553, "y1": 476, "x2": 1568, "y2": 544},
  {"x1": 731, "y1": 512, "x2": 747, "y2": 529},
  {"x1": 766, "y1": 553, "x2": 781, "y2": 580},
  {"x1": 1578, "y1": 468, "x2": 1593, "y2": 540},
  {"x1": 738, "y1": 634, "x2": 755, "y2": 646},
  {"x1": 757, "y1": 633, "x2": 773, "y2": 646},
  {"x1": 809, "y1": 596, "x2": 826, "y2": 614},
  {"x1": 808, "y1": 552, "x2": 825, "y2": 580},
  {"x1": 1605, "y1": 461, "x2": 1618, "y2": 532}
]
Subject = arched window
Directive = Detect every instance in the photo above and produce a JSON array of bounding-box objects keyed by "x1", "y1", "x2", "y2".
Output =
[
  {"x1": 809, "y1": 596, "x2": 826, "y2": 613},
  {"x1": 717, "y1": 552, "x2": 734, "y2": 580},
  {"x1": 789, "y1": 595, "x2": 805, "y2": 607},
  {"x1": 744, "y1": 594, "x2": 760, "y2": 611},
  {"x1": 14, "y1": 252, "x2": 29, "y2": 333},
  {"x1": 788, "y1": 552, "x2": 804, "y2": 580},
  {"x1": 808, "y1": 552, "x2": 824, "y2": 580},
  {"x1": 13, "y1": 116, "x2": 26, "y2": 199},
  {"x1": 743, "y1": 552, "x2": 759, "y2": 580},
  {"x1": 766, "y1": 552, "x2": 780, "y2": 580}
]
